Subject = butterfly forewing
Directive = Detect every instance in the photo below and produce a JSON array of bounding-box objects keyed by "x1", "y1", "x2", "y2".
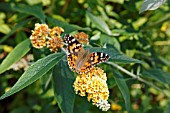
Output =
[{"x1": 64, "y1": 34, "x2": 83, "y2": 53}]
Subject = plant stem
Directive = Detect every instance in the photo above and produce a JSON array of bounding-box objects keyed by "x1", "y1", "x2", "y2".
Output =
[{"x1": 107, "y1": 62, "x2": 167, "y2": 96}]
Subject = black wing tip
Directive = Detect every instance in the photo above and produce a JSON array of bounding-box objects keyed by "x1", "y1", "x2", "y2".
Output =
[
  {"x1": 106, "y1": 54, "x2": 110, "y2": 60},
  {"x1": 104, "y1": 54, "x2": 109, "y2": 62},
  {"x1": 64, "y1": 34, "x2": 71, "y2": 37},
  {"x1": 64, "y1": 34, "x2": 72, "y2": 43},
  {"x1": 64, "y1": 34, "x2": 70, "y2": 39}
]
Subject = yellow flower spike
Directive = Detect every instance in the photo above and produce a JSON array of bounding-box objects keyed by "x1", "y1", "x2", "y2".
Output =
[
  {"x1": 73, "y1": 67, "x2": 110, "y2": 111},
  {"x1": 74, "y1": 32, "x2": 89, "y2": 44},
  {"x1": 46, "y1": 36, "x2": 64, "y2": 52},
  {"x1": 30, "y1": 23, "x2": 50, "y2": 48}
]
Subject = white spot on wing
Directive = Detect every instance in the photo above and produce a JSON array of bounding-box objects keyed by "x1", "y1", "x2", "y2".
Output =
[
  {"x1": 71, "y1": 38, "x2": 76, "y2": 42},
  {"x1": 100, "y1": 53, "x2": 103, "y2": 57}
]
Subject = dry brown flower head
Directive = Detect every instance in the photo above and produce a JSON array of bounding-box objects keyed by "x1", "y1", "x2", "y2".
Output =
[{"x1": 74, "y1": 32, "x2": 89, "y2": 44}]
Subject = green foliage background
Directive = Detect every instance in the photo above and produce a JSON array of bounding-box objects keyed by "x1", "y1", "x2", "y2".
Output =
[{"x1": 0, "y1": 0, "x2": 170, "y2": 113}]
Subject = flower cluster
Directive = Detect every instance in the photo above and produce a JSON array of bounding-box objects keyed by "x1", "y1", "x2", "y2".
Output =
[
  {"x1": 30, "y1": 23, "x2": 64, "y2": 52},
  {"x1": 73, "y1": 67, "x2": 110, "y2": 111},
  {"x1": 74, "y1": 32, "x2": 89, "y2": 44}
]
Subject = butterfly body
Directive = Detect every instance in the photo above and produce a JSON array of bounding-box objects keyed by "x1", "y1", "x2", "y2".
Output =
[{"x1": 65, "y1": 34, "x2": 109, "y2": 74}]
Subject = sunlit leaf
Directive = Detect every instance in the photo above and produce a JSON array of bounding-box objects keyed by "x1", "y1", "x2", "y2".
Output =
[
  {"x1": 0, "y1": 24, "x2": 11, "y2": 34},
  {"x1": 0, "y1": 53, "x2": 65, "y2": 100},
  {"x1": 100, "y1": 34, "x2": 120, "y2": 50},
  {"x1": 53, "y1": 58, "x2": 75, "y2": 113},
  {"x1": 0, "y1": 39, "x2": 31, "y2": 74},
  {"x1": 86, "y1": 12, "x2": 112, "y2": 35},
  {"x1": 140, "y1": 0, "x2": 167, "y2": 13}
]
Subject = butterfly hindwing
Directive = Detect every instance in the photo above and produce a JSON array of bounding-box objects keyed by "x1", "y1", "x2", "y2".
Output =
[{"x1": 90, "y1": 52, "x2": 109, "y2": 65}]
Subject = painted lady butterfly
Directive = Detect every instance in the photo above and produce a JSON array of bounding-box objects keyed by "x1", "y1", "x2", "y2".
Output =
[{"x1": 64, "y1": 34, "x2": 109, "y2": 74}]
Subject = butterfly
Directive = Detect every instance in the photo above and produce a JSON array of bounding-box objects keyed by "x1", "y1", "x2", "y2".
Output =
[{"x1": 64, "y1": 34, "x2": 109, "y2": 74}]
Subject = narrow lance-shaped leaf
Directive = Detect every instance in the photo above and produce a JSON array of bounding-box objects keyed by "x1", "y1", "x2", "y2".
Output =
[
  {"x1": 0, "y1": 53, "x2": 65, "y2": 100},
  {"x1": 86, "y1": 11, "x2": 112, "y2": 35},
  {"x1": 52, "y1": 58, "x2": 75, "y2": 113},
  {"x1": 142, "y1": 68, "x2": 170, "y2": 85},
  {"x1": 12, "y1": 4, "x2": 46, "y2": 23},
  {"x1": 0, "y1": 39, "x2": 31, "y2": 74},
  {"x1": 113, "y1": 70, "x2": 131, "y2": 113}
]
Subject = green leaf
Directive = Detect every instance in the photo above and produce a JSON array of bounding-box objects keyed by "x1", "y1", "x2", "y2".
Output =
[
  {"x1": 100, "y1": 34, "x2": 120, "y2": 50},
  {"x1": 107, "y1": 77, "x2": 116, "y2": 89},
  {"x1": 87, "y1": 47, "x2": 142, "y2": 63},
  {"x1": 0, "y1": 2, "x2": 12, "y2": 12},
  {"x1": 0, "y1": 39, "x2": 31, "y2": 74},
  {"x1": 41, "y1": 69, "x2": 53, "y2": 92},
  {"x1": 0, "y1": 53, "x2": 65, "y2": 100},
  {"x1": 142, "y1": 68, "x2": 170, "y2": 85},
  {"x1": 164, "y1": 104, "x2": 170, "y2": 113},
  {"x1": 47, "y1": 17, "x2": 91, "y2": 33},
  {"x1": 10, "y1": 106, "x2": 30, "y2": 113},
  {"x1": 139, "y1": 0, "x2": 167, "y2": 13},
  {"x1": 74, "y1": 96, "x2": 90, "y2": 113},
  {"x1": 0, "y1": 18, "x2": 33, "y2": 44},
  {"x1": 141, "y1": 95, "x2": 151, "y2": 113},
  {"x1": 52, "y1": 58, "x2": 75, "y2": 113},
  {"x1": 159, "y1": 56, "x2": 170, "y2": 67},
  {"x1": 12, "y1": 4, "x2": 46, "y2": 23},
  {"x1": 113, "y1": 70, "x2": 131, "y2": 113},
  {"x1": 106, "y1": 0, "x2": 124, "y2": 4},
  {"x1": 15, "y1": 31, "x2": 28, "y2": 43},
  {"x1": 86, "y1": 12, "x2": 112, "y2": 35}
]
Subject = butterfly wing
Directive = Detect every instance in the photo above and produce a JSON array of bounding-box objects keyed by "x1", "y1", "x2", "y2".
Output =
[
  {"x1": 65, "y1": 34, "x2": 84, "y2": 73},
  {"x1": 74, "y1": 52, "x2": 109, "y2": 74},
  {"x1": 64, "y1": 34, "x2": 83, "y2": 53},
  {"x1": 67, "y1": 50, "x2": 91, "y2": 74},
  {"x1": 67, "y1": 53, "x2": 78, "y2": 72},
  {"x1": 89, "y1": 52, "x2": 109, "y2": 65}
]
